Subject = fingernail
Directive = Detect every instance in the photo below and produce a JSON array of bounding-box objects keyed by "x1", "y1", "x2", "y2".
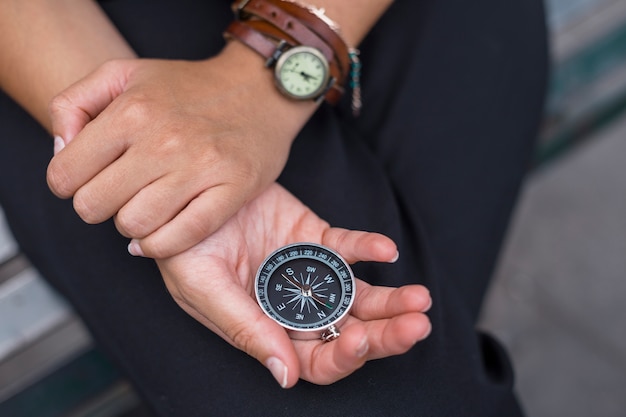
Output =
[
  {"x1": 266, "y1": 357, "x2": 288, "y2": 388},
  {"x1": 127, "y1": 240, "x2": 145, "y2": 257},
  {"x1": 53, "y1": 136, "x2": 65, "y2": 155},
  {"x1": 410, "y1": 321, "x2": 433, "y2": 347},
  {"x1": 356, "y1": 336, "x2": 369, "y2": 358},
  {"x1": 421, "y1": 321, "x2": 432, "y2": 341},
  {"x1": 390, "y1": 250, "x2": 400, "y2": 263},
  {"x1": 423, "y1": 296, "x2": 433, "y2": 312}
]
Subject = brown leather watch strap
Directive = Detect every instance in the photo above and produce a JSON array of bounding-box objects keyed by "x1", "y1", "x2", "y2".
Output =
[
  {"x1": 245, "y1": 19, "x2": 344, "y2": 84},
  {"x1": 224, "y1": 20, "x2": 344, "y2": 104},
  {"x1": 225, "y1": 20, "x2": 290, "y2": 64},
  {"x1": 235, "y1": 0, "x2": 348, "y2": 84},
  {"x1": 260, "y1": 0, "x2": 351, "y2": 76}
]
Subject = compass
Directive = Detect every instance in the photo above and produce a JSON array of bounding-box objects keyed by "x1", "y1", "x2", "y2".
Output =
[{"x1": 254, "y1": 243, "x2": 355, "y2": 342}]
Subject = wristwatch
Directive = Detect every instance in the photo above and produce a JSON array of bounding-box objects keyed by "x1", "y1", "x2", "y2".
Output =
[
  {"x1": 227, "y1": 0, "x2": 362, "y2": 113},
  {"x1": 273, "y1": 45, "x2": 331, "y2": 100},
  {"x1": 224, "y1": 20, "x2": 341, "y2": 104}
]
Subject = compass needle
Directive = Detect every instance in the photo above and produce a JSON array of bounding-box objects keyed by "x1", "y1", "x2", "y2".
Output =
[
  {"x1": 281, "y1": 273, "x2": 303, "y2": 290},
  {"x1": 311, "y1": 293, "x2": 332, "y2": 309}
]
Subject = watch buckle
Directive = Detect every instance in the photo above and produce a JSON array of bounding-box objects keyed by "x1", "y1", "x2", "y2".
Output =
[{"x1": 233, "y1": 0, "x2": 252, "y2": 19}]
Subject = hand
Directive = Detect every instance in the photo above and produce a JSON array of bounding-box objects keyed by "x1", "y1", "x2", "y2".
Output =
[
  {"x1": 46, "y1": 41, "x2": 318, "y2": 258},
  {"x1": 156, "y1": 183, "x2": 432, "y2": 388}
]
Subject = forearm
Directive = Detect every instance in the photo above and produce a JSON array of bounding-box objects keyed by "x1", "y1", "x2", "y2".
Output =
[
  {"x1": 0, "y1": 0, "x2": 135, "y2": 131},
  {"x1": 215, "y1": 0, "x2": 395, "y2": 122},
  {"x1": 41, "y1": 0, "x2": 395, "y2": 259},
  {"x1": 306, "y1": 0, "x2": 394, "y2": 46}
]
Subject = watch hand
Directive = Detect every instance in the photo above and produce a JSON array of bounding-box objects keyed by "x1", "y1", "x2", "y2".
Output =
[{"x1": 300, "y1": 72, "x2": 318, "y2": 82}]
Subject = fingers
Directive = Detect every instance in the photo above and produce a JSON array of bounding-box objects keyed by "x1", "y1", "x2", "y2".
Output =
[
  {"x1": 361, "y1": 313, "x2": 432, "y2": 361},
  {"x1": 126, "y1": 187, "x2": 247, "y2": 258},
  {"x1": 350, "y1": 281, "x2": 432, "y2": 358},
  {"x1": 294, "y1": 284, "x2": 432, "y2": 385},
  {"x1": 46, "y1": 117, "x2": 129, "y2": 200},
  {"x1": 108, "y1": 173, "x2": 192, "y2": 234},
  {"x1": 294, "y1": 311, "x2": 431, "y2": 385},
  {"x1": 352, "y1": 282, "x2": 432, "y2": 360},
  {"x1": 322, "y1": 227, "x2": 398, "y2": 264},
  {"x1": 160, "y1": 258, "x2": 302, "y2": 389},
  {"x1": 351, "y1": 281, "x2": 431, "y2": 321},
  {"x1": 295, "y1": 323, "x2": 369, "y2": 385},
  {"x1": 49, "y1": 125, "x2": 256, "y2": 257},
  {"x1": 48, "y1": 59, "x2": 131, "y2": 144},
  {"x1": 47, "y1": 60, "x2": 132, "y2": 201}
]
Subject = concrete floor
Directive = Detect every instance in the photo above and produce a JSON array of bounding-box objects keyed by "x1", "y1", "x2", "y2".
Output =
[{"x1": 479, "y1": 113, "x2": 626, "y2": 417}]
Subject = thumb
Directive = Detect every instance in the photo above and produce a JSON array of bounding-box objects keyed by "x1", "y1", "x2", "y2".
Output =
[
  {"x1": 198, "y1": 289, "x2": 302, "y2": 388},
  {"x1": 49, "y1": 59, "x2": 132, "y2": 147},
  {"x1": 322, "y1": 228, "x2": 398, "y2": 264},
  {"x1": 161, "y1": 261, "x2": 302, "y2": 388}
]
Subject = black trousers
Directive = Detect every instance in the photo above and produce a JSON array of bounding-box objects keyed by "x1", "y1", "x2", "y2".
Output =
[{"x1": 0, "y1": 0, "x2": 548, "y2": 415}]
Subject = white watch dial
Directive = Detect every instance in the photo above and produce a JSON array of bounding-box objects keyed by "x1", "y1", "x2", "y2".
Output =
[{"x1": 275, "y1": 46, "x2": 330, "y2": 100}]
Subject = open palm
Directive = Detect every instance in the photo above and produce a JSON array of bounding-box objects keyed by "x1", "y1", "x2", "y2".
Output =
[{"x1": 156, "y1": 183, "x2": 431, "y2": 388}]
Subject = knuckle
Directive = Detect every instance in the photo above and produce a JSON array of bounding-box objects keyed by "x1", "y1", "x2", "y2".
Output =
[
  {"x1": 48, "y1": 92, "x2": 70, "y2": 117},
  {"x1": 170, "y1": 137, "x2": 224, "y2": 169},
  {"x1": 177, "y1": 212, "x2": 218, "y2": 246},
  {"x1": 46, "y1": 162, "x2": 74, "y2": 198},
  {"x1": 228, "y1": 320, "x2": 258, "y2": 354},
  {"x1": 117, "y1": 94, "x2": 153, "y2": 125},
  {"x1": 188, "y1": 216, "x2": 215, "y2": 240},
  {"x1": 153, "y1": 134, "x2": 189, "y2": 159},
  {"x1": 139, "y1": 238, "x2": 174, "y2": 259},
  {"x1": 72, "y1": 189, "x2": 105, "y2": 224},
  {"x1": 115, "y1": 210, "x2": 151, "y2": 239},
  {"x1": 100, "y1": 58, "x2": 124, "y2": 72}
]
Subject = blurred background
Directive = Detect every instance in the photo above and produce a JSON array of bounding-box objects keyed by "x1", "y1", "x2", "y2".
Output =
[
  {"x1": 1, "y1": 0, "x2": 626, "y2": 415},
  {"x1": 479, "y1": 0, "x2": 626, "y2": 415}
]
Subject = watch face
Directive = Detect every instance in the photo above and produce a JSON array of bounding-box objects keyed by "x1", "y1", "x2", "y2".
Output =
[
  {"x1": 255, "y1": 243, "x2": 355, "y2": 338},
  {"x1": 274, "y1": 46, "x2": 330, "y2": 100}
]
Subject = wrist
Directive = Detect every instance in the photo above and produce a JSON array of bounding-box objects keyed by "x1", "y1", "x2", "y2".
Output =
[
  {"x1": 215, "y1": 39, "x2": 320, "y2": 120},
  {"x1": 228, "y1": 0, "x2": 365, "y2": 115},
  {"x1": 304, "y1": 0, "x2": 394, "y2": 47},
  {"x1": 192, "y1": 39, "x2": 319, "y2": 160}
]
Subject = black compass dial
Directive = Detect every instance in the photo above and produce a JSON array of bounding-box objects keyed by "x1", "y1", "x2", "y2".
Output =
[{"x1": 255, "y1": 243, "x2": 355, "y2": 338}]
